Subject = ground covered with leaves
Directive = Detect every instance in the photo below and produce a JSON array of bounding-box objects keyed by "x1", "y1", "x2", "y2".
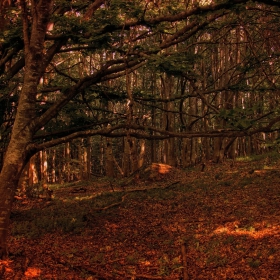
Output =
[{"x1": 1, "y1": 154, "x2": 280, "y2": 279}]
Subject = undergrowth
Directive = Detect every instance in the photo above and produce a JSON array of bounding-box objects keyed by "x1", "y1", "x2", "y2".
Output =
[
  {"x1": 7, "y1": 153, "x2": 280, "y2": 279},
  {"x1": 11, "y1": 192, "x2": 125, "y2": 238}
]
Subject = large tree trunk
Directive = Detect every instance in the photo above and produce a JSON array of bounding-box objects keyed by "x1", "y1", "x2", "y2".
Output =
[
  {"x1": 0, "y1": 111, "x2": 36, "y2": 256},
  {"x1": 0, "y1": 0, "x2": 53, "y2": 258}
]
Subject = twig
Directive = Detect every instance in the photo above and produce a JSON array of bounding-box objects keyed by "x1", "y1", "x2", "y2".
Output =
[
  {"x1": 93, "y1": 194, "x2": 128, "y2": 211},
  {"x1": 163, "y1": 181, "x2": 180, "y2": 189},
  {"x1": 124, "y1": 180, "x2": 181, "y2": 193},
  {"x1": 181, "y1": 242, "x2": 189, "y2": 280},
  {"x1": 225, "y1": 245, "x2": 253, "y2": 267},
  {"x1": 112, "y1": 269, "x2": 168, "y2": 279},
  {"x1": 135, "y1": 274, "x2": 165, "y2": 279}
]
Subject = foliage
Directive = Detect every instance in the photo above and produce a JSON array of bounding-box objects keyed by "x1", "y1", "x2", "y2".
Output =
[
  {"x1": 218, "y1": 107, "x2": 256, "y2": 130},
  {"x1": 1, "y1": 0, "x2": 280, "y2": 158},
  {"x1": 148, "y1": 52, "x2": 201, "y2": 77}
]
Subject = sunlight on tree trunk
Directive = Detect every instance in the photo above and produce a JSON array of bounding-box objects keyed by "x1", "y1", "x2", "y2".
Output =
[
  {"x1": 138, "y1": 139, "x2": 146, "y2": 168},
  {"x1": 29, "y1": 155, "x2": 38, "y2": 187}
]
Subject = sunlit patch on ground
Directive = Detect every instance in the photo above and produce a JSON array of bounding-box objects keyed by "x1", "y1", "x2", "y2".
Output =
[
  {"x1": 0, "y1": 260, "x2": 13, "y2": 273},
  {"x1": 213, "y1": 222, "x2": 280, "y2": 239}
]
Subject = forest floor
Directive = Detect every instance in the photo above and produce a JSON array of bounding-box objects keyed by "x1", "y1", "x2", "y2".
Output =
[{"x1": 1, "y1": 153, "x2": 280, "y2": 279}]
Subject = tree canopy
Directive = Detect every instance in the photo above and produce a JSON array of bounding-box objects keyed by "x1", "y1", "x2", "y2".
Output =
[{"x1": 1, "y1": 0, "x2": 280, "y2": 157}]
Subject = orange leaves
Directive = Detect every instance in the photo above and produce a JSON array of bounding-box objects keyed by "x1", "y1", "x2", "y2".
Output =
[
  {"x1": 0, "y1": 259, "x2": 13, "y2": 274},
  {"x1": 5, "y1": 157, "x2": 280, "y2": 279},
  {"x1": 24, "y1": 267, "x2": 42, "y2": 278}
]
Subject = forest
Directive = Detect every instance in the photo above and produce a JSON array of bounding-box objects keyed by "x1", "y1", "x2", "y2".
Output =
[{"x1": 0, "y1": 0, "x2": 280, "y2": 279}]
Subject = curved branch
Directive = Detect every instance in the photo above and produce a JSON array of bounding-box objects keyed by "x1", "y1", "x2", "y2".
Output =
[
  {"x1": 31, "y1": 58, "x2": 146, "y2": 133},
  {"x1": 27, "y1": 124, "x2": 128, "y2": 152},
  {"x1": 28, "y1": 112, "x2": 280, "y2": 154},
  {"x1": 33, "y1": 117, "x2": 125, "y2": 140}
]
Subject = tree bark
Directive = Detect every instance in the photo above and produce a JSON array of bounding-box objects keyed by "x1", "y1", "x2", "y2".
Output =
[
  {"x1": 105, "y1": 137, "x2": 115, "y2": 177},
  {"x1": 0, "y1": 0, "x2": 53, "y2": 258},
  {"x1": 161, "y1": 74, "x2": 176, "y2": 166}
]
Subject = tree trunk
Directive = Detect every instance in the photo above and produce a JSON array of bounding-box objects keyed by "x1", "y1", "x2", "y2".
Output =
[
  {"x1": 29, "y1": 154, "x2": 39, "y2": 187},
  {"x1": 86, "y1": 137, "x2": 92, "y2": 180},
  {"x1": 105, "y1": 137, "x2": 114, "y2": 177},
  {"x1": 18, "y1": 159, "x2": 31, "y2": 197},
  {"x1": 138, "y1": 139, "x2": 146, "y2": 168},
  {"x1": 50, "y1": 149, "x2": 56, "y2": 183},
  {"x1": 122, "y1": 137, "x2": 130, "y2": 177},
  {"x1": 40, "y1": 150, "x2": 48, "y2": 184},
  {"x1": 161, "y1": 74, "x2": 176, "y2": 166},
  {"x1": 128, "y1": 137, "x2": 138, "y2": 173},
  {"x1": 65, "y1": 142, "x2": 71, "y2": 182},
  {"x1": 0, "y1": 0, "x2": 53, "y2": 258}
]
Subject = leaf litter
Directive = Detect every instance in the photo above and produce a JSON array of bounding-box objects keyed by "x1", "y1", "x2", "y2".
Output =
[{"x1": 1, "y1": 158, "x2": 280, "y2": 279}]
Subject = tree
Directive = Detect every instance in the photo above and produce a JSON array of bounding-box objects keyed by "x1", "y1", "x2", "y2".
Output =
[{"x1": 1, "y1": 0, "x2": 280, "y2": 258}]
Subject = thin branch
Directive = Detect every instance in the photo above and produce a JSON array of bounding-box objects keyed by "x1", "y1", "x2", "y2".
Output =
[
  {"x1": 93, "y1": 194, "x2": 128, "y2": 211},
  {"x1": 28, "y1": 113, "x2": 280, "y2": 154},
  {"x1": 20, "y1": 0, "x2": 30, "y2": 53},
  {"x1": 33, "y1": 117, "x2": 125, "y2": 140}
]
